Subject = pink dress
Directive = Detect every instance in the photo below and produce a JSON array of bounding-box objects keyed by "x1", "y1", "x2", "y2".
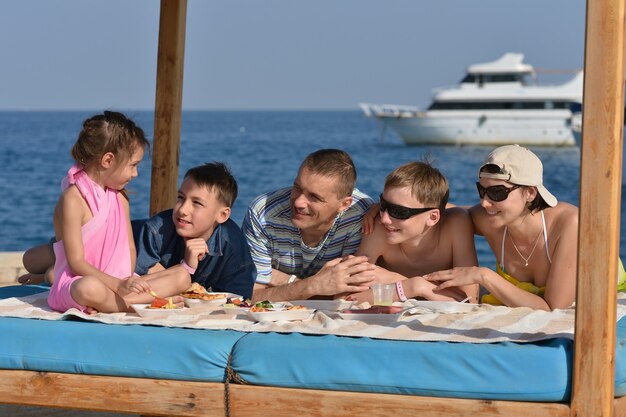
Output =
[{"x1": 48, "y1": 164, "x2": 132, "y2": 312}]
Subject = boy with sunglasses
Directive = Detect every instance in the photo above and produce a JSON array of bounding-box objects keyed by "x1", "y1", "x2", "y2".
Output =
[{"x1": 354, "y1": 161, "x2": 479, "y2": 303}]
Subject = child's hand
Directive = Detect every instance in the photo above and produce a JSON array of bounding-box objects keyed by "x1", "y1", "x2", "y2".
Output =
[
  {"x1": 362, "y1": 203, "x2": 380, "y2": 235},
  {"x1": 119, "y1": 275, "x2": 152, "y2": 296},
  {"x1": 184, "y1": 238, "x2": 209, "y2": 270}
]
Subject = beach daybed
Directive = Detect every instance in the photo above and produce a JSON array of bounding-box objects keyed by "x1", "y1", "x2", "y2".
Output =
[
  {"x1": 0, "y1": 0, "x2": 622, "y2": 415},
  {"x1": 0, "y1": 284, "x2": 626, "y2": 417}
]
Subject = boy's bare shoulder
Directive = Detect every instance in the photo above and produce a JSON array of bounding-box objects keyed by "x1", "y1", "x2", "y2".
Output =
[
  {"x1": 366, "y1": 220, "x2": 390, "y2": 245},
  {"x1": 356, "y1": 219, "x2": 389, "y2": 256},
  {"x1": 441, "y1": 206, "x2": 472, "y2": 224}
]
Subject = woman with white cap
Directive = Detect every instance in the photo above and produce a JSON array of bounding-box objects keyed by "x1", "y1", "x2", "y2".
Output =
[{"x1": 425, "y1": 145, "x2": 586, "y2": 311}]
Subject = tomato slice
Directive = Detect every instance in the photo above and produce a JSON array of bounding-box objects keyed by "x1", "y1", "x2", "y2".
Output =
[{"x1": 150, "y1": 297, "x2": 169, "y2": 309}]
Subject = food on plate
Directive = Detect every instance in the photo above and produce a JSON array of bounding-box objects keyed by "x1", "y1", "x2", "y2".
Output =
[
  {"x1": 341, "y1": 305, "x2": 404, "y2": 315},
  {"x1": 286, "y1": 305, "x2": 308, "y2": 310},
  {"x1": 180, "y1": 283, "x2": 227, "y2": 301},
  {"x1": 249, "y1": 300, "x2": 308, "y2": 313},
  {"x1": 224, "y1": 298, "x2": 253, "y2": 308},
  {"x1": 181, "y1": 282, "x2": 208, "y2": 297},
  {"x1": 148, "y1": 297, "x2": 177, "y2": 309}
]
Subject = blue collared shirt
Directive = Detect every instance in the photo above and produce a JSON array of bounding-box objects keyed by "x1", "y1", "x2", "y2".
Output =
[{"x1": 133, "y1": 209, "x2": 256, "y2": 299}]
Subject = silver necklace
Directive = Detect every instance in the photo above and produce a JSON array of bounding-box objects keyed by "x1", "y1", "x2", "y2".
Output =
[{"x1": 508, "y1": 230, "x2": 542, "y2": 267}]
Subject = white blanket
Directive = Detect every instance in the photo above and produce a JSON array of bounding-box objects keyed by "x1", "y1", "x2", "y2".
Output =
[{"x1": 2, "y1": 292, "x2": 626, "y2": 344}]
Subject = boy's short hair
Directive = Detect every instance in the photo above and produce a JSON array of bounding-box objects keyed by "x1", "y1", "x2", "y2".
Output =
[
  {"x1": 184, "y1": 162, "x2": 238, "y2": 207},
  {"x1": 299, "y1": 149, "x2": 356, "y2": 198},
  {"x1": 384, "y1": 161, "x2": 449, "y2": 212}
]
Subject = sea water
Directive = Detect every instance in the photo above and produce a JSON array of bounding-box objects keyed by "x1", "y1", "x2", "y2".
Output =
[{"x1": 0, "y1": 110, "x2": 624, "y2": 268}]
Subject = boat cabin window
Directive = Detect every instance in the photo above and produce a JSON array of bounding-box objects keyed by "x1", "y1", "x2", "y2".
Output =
[
  {"x1": 428, "y1": 100, "x2": 574, "y2": 110},
  {"x1": 461, "y1": 73, "x2": 530, "y2": 85}
]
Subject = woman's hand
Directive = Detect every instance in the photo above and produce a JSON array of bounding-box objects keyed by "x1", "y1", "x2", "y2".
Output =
[{"x1": 424, "y1": 267, "x2": 484, "y2": 292}]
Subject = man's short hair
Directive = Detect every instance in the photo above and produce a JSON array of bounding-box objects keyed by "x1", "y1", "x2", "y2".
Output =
[
  {"x1": 184, "y1": 162, "x2": 238, "y2": 207},
  {"x1": 384, "y1": 160, "x2": 449, "y2": 212},
  {"x1": 299, "y1": 149, "x2": 356, "y2": 198}
]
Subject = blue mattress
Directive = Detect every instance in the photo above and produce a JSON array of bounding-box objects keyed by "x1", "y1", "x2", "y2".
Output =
[
  {"x1": 0, "y1": 285, "x2": 244, "y2": 382},
  {"x1": 230, "y1": 319, "x2": 626, "y2": 402},
  {"x1": 2, "y1": 285, "x2": 625, "y2": 402}
]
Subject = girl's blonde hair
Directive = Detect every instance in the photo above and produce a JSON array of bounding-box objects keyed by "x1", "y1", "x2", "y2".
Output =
[{"x1": 71, "y1": 111, "x2": 149, "y2": 167}]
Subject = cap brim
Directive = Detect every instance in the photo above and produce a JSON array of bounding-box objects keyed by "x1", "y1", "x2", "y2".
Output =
[{"x1": 537, "y1": 185, "x2": 558, "y2": 207}]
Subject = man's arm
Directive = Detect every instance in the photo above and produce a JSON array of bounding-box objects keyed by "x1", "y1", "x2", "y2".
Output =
[{"x1": 251, "y1": 256, "x2": 376, "y2": 302}]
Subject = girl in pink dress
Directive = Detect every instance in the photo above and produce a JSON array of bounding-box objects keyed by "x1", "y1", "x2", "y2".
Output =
[{"x1": 48, "y1": 111, "x2": 186, "y2": 313}]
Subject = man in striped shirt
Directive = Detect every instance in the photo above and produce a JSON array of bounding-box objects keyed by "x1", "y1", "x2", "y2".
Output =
[{"x1": 242, "y1": 149, "x2": 376, "y2": 302}]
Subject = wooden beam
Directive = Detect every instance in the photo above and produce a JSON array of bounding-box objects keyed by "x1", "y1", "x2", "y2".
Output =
[
  {"x1": 571, "y1": 0, "x2": 625, "y2": 416},
  {"x1": 228, "y1": 385, "x2": 570, "y2": 417},
  {"x1": 150, "y1": 0, "x2": 187, "y2": 216},
  {"x1": 0, "y1": 370, "x2": 225, "y2": 416}
]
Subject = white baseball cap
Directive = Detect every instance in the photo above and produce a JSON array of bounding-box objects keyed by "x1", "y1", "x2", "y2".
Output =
[{"x1": 478, "y1": 144, "x2": 558, "y2": 207}]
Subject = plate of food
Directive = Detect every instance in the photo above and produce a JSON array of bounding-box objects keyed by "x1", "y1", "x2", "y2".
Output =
[
  {"x1": 223, "y1": 297, "x2": 253, "y2": 311},
  {"x1": 245, "y1": 301, "x2": 315, "y2": 322},
  {"x1": 181, "y1": 283, "x2": 241, "y2": 307},
  {"x1": 132, "y1": 298, "x2": 188, "y2": 318}
]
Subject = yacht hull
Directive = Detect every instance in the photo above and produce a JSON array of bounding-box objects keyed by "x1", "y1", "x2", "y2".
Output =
[{"x1": 380, "y1": 111, "x2": 577, "y2": 146}]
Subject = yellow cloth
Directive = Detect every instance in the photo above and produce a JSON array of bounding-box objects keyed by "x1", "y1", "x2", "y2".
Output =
[
  {"x1": 483, "y1": 259, "x2": 626, "y2": 305},
  {"x1": 618, "y1": 259, "x2": 626, "y2": 292},
  {"x1": 481, "y1": 263, "x2": 545, "y2": 305}
]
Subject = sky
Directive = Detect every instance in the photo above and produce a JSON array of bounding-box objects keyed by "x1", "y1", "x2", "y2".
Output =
[{"x1": 0, "y1": 0, "x2": 586, "y2": 111}]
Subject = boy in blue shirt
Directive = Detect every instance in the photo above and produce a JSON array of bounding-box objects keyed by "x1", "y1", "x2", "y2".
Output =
[
  {"x1": 20, "y1": 163, "x2": 256, "y2": 300},
  {"x1": 133, "y1": 162, "x2": 256, "y2": 299}
]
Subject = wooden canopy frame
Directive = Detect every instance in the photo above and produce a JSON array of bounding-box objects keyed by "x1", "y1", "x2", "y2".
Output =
[{"x1": 0, "y1": 0, "x2": 623, "y2": 416}]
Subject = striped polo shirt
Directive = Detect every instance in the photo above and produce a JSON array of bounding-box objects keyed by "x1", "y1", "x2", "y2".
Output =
[{"x1": 242, "y1": 187, "x2": 373, "y2": 284}]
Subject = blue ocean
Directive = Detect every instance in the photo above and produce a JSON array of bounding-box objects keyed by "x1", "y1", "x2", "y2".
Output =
[{"x1": 1, "y1": 111, "x2": 623, "y2": 267}]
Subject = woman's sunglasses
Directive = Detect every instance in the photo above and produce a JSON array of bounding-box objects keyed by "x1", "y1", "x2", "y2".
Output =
[
  {"x1": 475, "y1": 182, "x2": 521, "y2": 202},
  {"x1": 379, "y1": 194, "x2": 437, "y2": 220}
]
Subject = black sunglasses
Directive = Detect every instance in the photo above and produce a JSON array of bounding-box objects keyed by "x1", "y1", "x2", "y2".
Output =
[
  {"x1": 379, "y1": 194, "x2": 437, "y2": 220},
  {"x1": 476, "y1": 182, "x2": 521, "y2": 202}
]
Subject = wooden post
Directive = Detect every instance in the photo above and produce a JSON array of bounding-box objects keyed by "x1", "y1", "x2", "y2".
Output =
[
  {"x1": 571, "y1": 0, "x2": 625, "y2": 416},
  {"x1": 150, "y1": 0, "x2": 187, "y2": 216}
]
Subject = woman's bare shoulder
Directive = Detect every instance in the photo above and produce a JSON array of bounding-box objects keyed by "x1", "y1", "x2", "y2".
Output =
[{"x1": 548, "y1": 203, "x2": 579, "y2": 228}]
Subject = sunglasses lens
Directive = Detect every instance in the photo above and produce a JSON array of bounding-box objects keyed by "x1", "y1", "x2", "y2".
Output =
[
  {"x1": 476, "y1": 182, "x2": 485, "y2": 199},
  {"x1": 487, "y1": 188, "x2": 508, "y2": 201},
  {"x1": 476, "y1": 183, "x2": 515, "y2": 202},
  {"x1": 388, "y1": 206, "x2": 411, "y2": 220},
  {"x1": 379, "y1": 195, "x2": 412, "y2": 220}
]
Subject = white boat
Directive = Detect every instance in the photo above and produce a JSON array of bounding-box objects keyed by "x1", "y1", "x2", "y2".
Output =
[{"x1": 360, "y1": 53, "x2": 583, "y2": 146}]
